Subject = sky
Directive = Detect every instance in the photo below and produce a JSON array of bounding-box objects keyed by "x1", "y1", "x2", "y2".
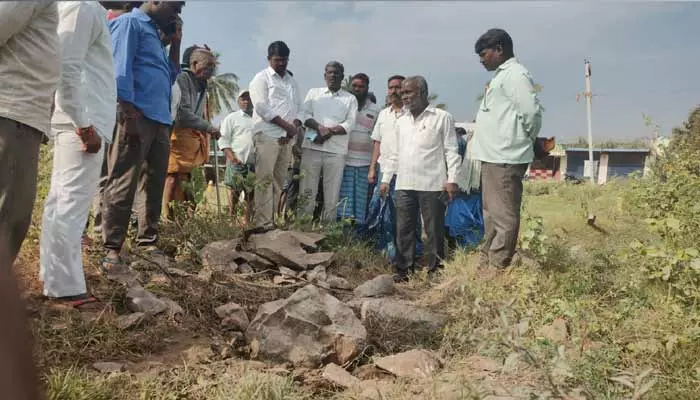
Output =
[{"x1": 181, "y1": 1, "x2": 700, "y2": 142}]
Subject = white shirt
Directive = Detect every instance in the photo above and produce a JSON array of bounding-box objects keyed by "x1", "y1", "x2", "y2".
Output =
[
  {"x1": 218, "y1": 109, "x2": 255, "y2": 165},
  {"x1": 346, "y1": 99, "x2": 381, "y2": 167},
  {"x1": 0, "y1": 2, "x2": 59, "y2": 135},
  {"x1": 52, "y1": 2, "x2": 116, "y2": 142},
  {"x1": 370, "y1": 106, "x2": 403, "y2": 169},
  {"x1": 381, "y1": 106, "x2": 461, "y2": 192},
  {"x1": 300, "y1": 87, "x2": 358, "y2": 155},
  {"x1": 248, "y1": 66, "x2": 302, "y2": 139},
  {"x1": 170, "y1": 82, "x2": 181, "y2": 123}
]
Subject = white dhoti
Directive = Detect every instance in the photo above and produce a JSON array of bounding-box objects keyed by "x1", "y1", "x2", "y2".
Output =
[{"x1": 40, "y1": 130, "x2": 105, "y2": 298}]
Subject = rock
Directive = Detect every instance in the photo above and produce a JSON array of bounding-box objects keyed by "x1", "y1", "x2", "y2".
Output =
[
  {"x1": 353, "y1": 364, "x2": 392, "y2": 380},
  {"x1": 353, "y1": 275, "x2": 394, "y2": 298},
  {"x1": 125, "y1": 285, "x2": 167, "y2": 315},
  {"x1": 327, "y1": 275, "x2": 352, "y2": 290},
  {"x1": 115, "y1": 312, "x2": 146, "y2": 330},
  {"x1": 348, "y1": 298, "x2": 448, "y2": 332},
  {"x1": 215, "y1": 302, "x2": 250, "y2": 331},
  {"x1": 197, "y1": 267, "x2": 214, "y2": 282},
  {"x1": 149, "y1": 274, "x2": 170, "y2": 285},
  {"x1": 536, "y1": 318, "x2": 568, "y2": 344},
  {"x1": 322, "y1": 363, "x2": 360, "y2": 388},
  {"x1": 245, "y1": 284, "x2": 367, "y2": 368},
  {"x1": 305, "y1": 265, "x2": 327, "y2": 283},
  {"x1": 166, "y1": 267, "x2": 193, "y2": 277},
  {"x1": 236, "y1": 252, "x2": 275, "y2": 271},
  {"x1": 247, "y1": 230, "x2": 334, "y2": 270},
  {"x1": 200, "y1": 239, "x2": 241, "y2": 269},
  {"x1": 278, "y1": 266, "x2": 298, "y2": 277},
  {"x1": 238, "y1": 263, "x2": 254, "y2": 274},
  {"x1": 273, "y1": 275, "x2": 297, "y2": 285},
  {"x1": 465, "y1": 355, "x2": 501, "y2": 372},
  {"x1": 92, "y1": 362, "x2": 126, "y2": 374},
  {"x1": 163, "y1": 298, "x2": 184, "y2": 318},
  {"x1": 286, "y1": 231, "x2": 326, "y2": 251},
  {"x1": 359, "y1": 380, "x2": 390, "y2": 400},
  {"x1": 374, "y1": 349, "x2": 442, "y2": 379}
]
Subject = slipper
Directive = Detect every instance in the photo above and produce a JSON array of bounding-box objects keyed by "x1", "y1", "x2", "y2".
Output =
[{"x1": 46, "y1": 294, "x2": 103, "y2": 311}]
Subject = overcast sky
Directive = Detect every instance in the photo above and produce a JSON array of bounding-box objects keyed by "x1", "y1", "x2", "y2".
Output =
[{"x1": 181, "y1": 1, "x2": 699, "y2": 142}]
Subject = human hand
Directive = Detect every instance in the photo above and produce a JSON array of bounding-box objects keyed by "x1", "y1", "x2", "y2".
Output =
[
  {"x1": 76, "y1": 126, "x2": 101, "y2": 154},
  {"x1": 444, "y1": 182, "x2": 459, "y2": 202},
  {"x1": 209, "y1": 126, "x2": 221, "y2": 140},
  {"x1": 379, "y1": 183, "x2": 390, "y2": 198}
]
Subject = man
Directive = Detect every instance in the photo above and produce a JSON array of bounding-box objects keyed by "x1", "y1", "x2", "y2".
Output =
[
  {"x1": 0, "y1": 2, "x2": 59, "y2": 263},
  {"x1": 456, "y1": 127, "x2": 468, "y2": 161},
  {"x1": 40, "y1": 1, "x2": 116, "y2": 308},
  {"x1": 219, "y1": 90, "x2": 255, "y2": 219},
  {"x1": 249, "y1": 41, "x2": 303, "y2": 228},
  {"x1": 338, "y1": 73, "x2": 380, "y2": 223},
  {"x1": 299, "y1": 61, "x2": 358, "y2": 222},
  {"x1": 102, "y1": 1, "x2": 142, "y2": 20},
  {"x1": 163, "y1": 46, "x2": 219, "y2": 220},
  {"x1": 101, "y1": 1, "x2": 183, "y2": 272},
  {"x1": 472, "y1": 28, "x2": 543, "y2": 268},
  {"x1": 380, "y1": 76, "x2": 461, "y2": 282}
]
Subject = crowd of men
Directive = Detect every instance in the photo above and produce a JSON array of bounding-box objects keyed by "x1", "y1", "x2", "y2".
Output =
[{"x1": 0, "y1": 1, "x2": 542, "y2": 309}]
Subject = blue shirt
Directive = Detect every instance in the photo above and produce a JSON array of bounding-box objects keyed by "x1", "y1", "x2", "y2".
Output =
[{"x1": 110, "y1": 8, "x2": 179, "y2": 125}]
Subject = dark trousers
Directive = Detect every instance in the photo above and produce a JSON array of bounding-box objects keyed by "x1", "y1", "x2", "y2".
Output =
[
  {"x1": 102, "y1": 112, "x2": 170, "y2": 251},
  {"x1": 0, "y1": 117, "x2": 42, "y2": 262},
  {"x1": 480, "y1": 162, "x2": 528, "y2": 267},
  {"x1": 395, "y1": 190, "x2": 446, "y2": 275}
]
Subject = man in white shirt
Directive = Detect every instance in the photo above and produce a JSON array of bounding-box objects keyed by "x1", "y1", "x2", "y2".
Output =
[
  {"x1": 0, "y1": 2, "x2": 59, "y2": 263},
  {"x1": 369, "y1": 75, "x2": 404, "y2": 186},
  {"x1": 39, "y1": 1, "x2": 116, "y2": 307},
  {"x1": 249, "y1": 41, "x2": 303, "y2": 228},
  {"x1": 380, "y1": 76, "x2": 461, "y2": 282},
  {"x1": 219, "y1": 90, "x2": 255, "y2": 218},
  {"x1": 299, "y1": 61, "x2": 358, "y2": 222},
  {"x1": 338, "y1": 73, "x2": 380, "y2": 224}
]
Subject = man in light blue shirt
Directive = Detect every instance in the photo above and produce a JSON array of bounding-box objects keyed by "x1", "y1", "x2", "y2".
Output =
[
  {"x1": 101, "y1": 1, "x2": 183, "y2": 274},
  {"x1": 472, "y1": 28, "x2": 542, "y2": 268}
]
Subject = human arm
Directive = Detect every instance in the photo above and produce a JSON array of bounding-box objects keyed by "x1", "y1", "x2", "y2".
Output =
[
  {"x1": 329, "y1": 95, "x2": 358, "y2": 136},
  {"x1": 504, "y1": 69, "x2": 543, "y2": 139},
  {"x1": 218, "y1": 114, "x2": 240, "y2": 164},
  {"x1": 167, "y1": 18, "x2": 182, "y2": 83},
  {"x1": 368, "y1": 140, "x2": 380, "y2": 184},
  {"x1": 174, "y1": 73, "x2": 214, "y2": 132}
]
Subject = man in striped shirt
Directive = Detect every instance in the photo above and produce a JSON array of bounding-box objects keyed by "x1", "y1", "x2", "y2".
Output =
[{"x1": 337, "y1": 73, "x2": 380, "y2": 223}]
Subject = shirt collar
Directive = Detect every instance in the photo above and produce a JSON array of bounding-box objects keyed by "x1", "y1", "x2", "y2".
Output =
[
  {"x1": 323, "y1": 87, "x2": 344, "y2": 96},
  {"x1": 497, "y1": 57, "x2": 517, "y2": 71},
  {"x1": 266, "y1": 66, "x2": 289, "y2": 80}
]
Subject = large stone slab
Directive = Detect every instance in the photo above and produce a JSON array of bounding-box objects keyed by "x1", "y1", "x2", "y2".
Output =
[
  {"x1": 247, "y1": 230, "x2": 334, "y2": 270},
  {"x1": 374, "y1": 349, "x2": 442, "y2": 379},
  {"x1": 348, "y1": 297, "x2": 448, "y2": 332},
  {"x1": 353, "y1": 275, "x2": 394, "y2": 298},
  {"x1": 200, "y1": 239, "x2": 241, "y2": 269},
  {"x1": 246, "y1": 285, "x2": 366, "y2": 368}
]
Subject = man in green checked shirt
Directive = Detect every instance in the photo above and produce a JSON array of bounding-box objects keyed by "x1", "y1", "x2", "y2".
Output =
[{"x1": 472, "y1": 28, "x2": 543, "y2": 268}]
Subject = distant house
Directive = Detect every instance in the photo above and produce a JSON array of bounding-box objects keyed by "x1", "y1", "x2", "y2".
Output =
[
  {"x1": 562, "y1": 147, "x2": 650, "y2": 183},
  {"x1": 528, "y1": 144, "x2": 566, "y2": 180}
]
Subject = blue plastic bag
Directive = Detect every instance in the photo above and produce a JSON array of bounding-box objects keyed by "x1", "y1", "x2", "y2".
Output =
[{"x1": 444, "y1": 192, "x2": 484, "y2": 248}]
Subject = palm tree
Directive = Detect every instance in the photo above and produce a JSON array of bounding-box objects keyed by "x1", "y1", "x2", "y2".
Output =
[
  {"x1": 428, "y1": 93, "x2": 447, "y2": 110},
  {"x1": 205, "y1": 51, "x2": 239, "y2": 118}
]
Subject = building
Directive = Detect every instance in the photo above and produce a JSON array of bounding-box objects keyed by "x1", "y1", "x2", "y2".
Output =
[{"x1": 562, "y1": 147, "x2": 650, "y2": 183}]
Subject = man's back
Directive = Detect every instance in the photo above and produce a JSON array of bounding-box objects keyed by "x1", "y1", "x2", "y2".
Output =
[{"x1": 0, "y1": 2, "x2": 59, "y2": 135}]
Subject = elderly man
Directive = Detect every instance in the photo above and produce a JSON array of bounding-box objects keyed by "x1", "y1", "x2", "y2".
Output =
[
  {"x1": 163, "y1": 46, "x2": 219, "y2": 219},
  {"x1": 39, "y1": 1, "x2": 116, "y2": 308},
  {"x1": 100, "y1": 1, "x2": 183, "y2": 273},
  {"x1": 380, "y1": 76, "x2": 461, "y2": 282},
  {"x1": 249, "y1": 41, "x2": 303, "y2": 228},
  {"x1": 299, "y1": 61, "x2": 358, "y2": 222},
  {"x1": 219, "y1": 90, "x2": 255, "y2": 218},
  {"x1": 472, "y1": 28, "x2": 543, "y2": 268},
  {"x1": 338, "y1": 73, "x2": 380, "y2": 223},
  {"x1": 0, "y1": 2, "x2": 59, "y2": 263}
]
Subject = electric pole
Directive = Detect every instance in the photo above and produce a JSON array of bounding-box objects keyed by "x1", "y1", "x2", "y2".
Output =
[{"x1": 584, "y1": 59, "x2": 595, "y2": 185}]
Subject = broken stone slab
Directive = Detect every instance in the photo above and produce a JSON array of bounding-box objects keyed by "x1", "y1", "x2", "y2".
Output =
[
  {"x1": 353, "y1": 275, "x2": 394, "y2": 298},
  {"x1": 304, "y1": 265, "x2": 327, "y2": 283},
  {"x1": 115, "y1": 312, "x2": 147, "y2": 330},
  {"x1": 353, "y1": 364, "x2": 393, "y2": 380},
  {"x1": 200, "y1": 239, "x2": 241, "y2": 269},
  {"x1": 273, "y1": 275, "x2": 297, "y2": 286},
  {"x1": 278, "y1": 266, "x2": 298, "y2": 278},
  {"x1": 163, "y1": 298, "x2": 184, "y2": 318},
  {"x1": 247, "y1": 230, "x2": 334, "y2": 270},
  {"x1": 92, "y1": 362, "x2": 126, "y2": 374},
  {"x1": 235, "y1": 252, "x2": 274, "y2": 271},
  {"x1": 347, "y1": 297, "x2": 448, "y2": 332},
  {"x1": 245, "y1": 284, "x2": 367, "y2": 368},
  {"x1": 125, "y1": 285, "x2": 168, "y2": 315},
  {"x1": 238, "y1": 263, "x2": 254, "y2": 274},
  {"x1": 285, "y1": 230, "x2": 326, "y2": 251},
  {"x1": 327, "y1": 275, "x2": 352, "y2": 290},
  {"x1": 215, "y1": 302, "x2": 250, "y2": 332},
  {"x1": 374, "y1": 349, "x2": 442, "y2": 379},
  {"x1": 322, "y1": 363, "x2": 360, "y2": 388}
]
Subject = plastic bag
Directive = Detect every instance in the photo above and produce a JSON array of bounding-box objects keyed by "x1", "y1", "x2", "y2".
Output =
[{"x1": 444, "y1": 192, "x2": 484, "y2": 248}]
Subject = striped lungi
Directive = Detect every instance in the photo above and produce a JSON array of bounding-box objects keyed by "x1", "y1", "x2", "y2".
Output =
[{"x1": 337, "y1": 165, "x2": 370, "y2": 223}]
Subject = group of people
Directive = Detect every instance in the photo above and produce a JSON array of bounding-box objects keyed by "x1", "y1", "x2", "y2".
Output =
[{"x1": 0, "y1": 0, "x2": 543, "y2": 309}]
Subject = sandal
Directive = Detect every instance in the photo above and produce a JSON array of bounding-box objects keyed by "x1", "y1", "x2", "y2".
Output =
[{"x1": 46, "y1": 294, "x2": 103, "y2": 311}]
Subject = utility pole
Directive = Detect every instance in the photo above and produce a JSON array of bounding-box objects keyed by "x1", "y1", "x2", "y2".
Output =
[{"x1": 584, "y1": 59, "x2": 595, "y2": 185}]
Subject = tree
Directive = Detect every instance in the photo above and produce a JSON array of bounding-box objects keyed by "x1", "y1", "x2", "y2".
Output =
[{"x1": 205, "y1": 51, "x2": 239, "y2": 118}]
